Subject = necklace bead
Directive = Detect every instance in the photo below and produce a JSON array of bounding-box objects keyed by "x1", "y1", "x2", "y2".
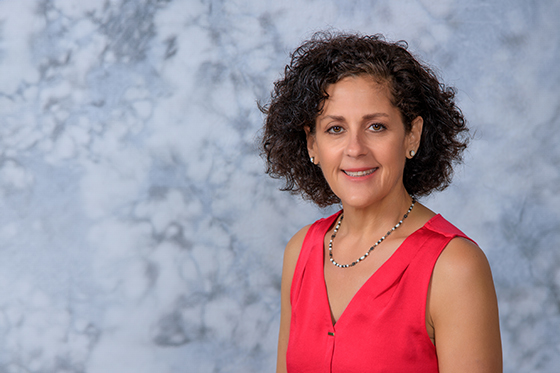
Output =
[{"x1": 328, "y1": 198, "x2": 416, "y2": 268}]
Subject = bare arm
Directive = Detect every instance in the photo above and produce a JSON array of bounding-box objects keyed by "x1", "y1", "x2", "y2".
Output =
[
  {"x1": 276, "y1": 225, "x2": 310, "y2": 373},
  {"x1": 428, "y1": 238, "x2": 502, "y2": 373}
]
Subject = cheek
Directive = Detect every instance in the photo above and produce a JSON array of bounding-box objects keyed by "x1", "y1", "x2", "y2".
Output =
[
  {"x1": 381, "y1": 144, "x2": 408, "y2": 173},
  {"x1": 315, "y1": 141, "x2": 341, "y2": 161}
]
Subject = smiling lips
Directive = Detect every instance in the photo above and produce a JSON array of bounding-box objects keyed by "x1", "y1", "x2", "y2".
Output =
[{"x1": 343, "y1": 168, "x2": 378, "y2": 177}]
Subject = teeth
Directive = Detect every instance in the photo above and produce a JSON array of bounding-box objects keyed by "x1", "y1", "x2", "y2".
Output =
[{"x1": 344, "y1": 169, "x2": 376, "y2": 177}]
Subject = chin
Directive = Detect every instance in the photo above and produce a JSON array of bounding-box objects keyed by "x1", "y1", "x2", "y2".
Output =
[{"x1": 340, "y1": 196, "x2": 378, "y2": 209}]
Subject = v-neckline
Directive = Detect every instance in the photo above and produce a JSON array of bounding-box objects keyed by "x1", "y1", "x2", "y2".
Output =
[{"x1": 321, "y1": 212, "x2": 440, "y2": 328}]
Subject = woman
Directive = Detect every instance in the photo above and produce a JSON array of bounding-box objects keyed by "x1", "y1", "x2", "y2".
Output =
[{"x1": 261, "y1": 32, "x2": 502, "y2": 372}]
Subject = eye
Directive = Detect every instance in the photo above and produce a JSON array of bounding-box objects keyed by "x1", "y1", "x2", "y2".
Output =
[
  {"x1": 327, "y1": 125, "x2": 344, "y2": 134},
  {"x1": 369, "y1": 123, "x2": 386, "y2": 132}
]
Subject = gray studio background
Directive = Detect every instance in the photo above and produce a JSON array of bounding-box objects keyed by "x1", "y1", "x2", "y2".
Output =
[{"x1": 0, "y1": 0, "x2": 559, "y2": 372}]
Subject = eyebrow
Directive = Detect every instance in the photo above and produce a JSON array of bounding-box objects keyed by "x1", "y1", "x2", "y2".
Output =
[
  {"x1": 319, "y1": 113, "x2": 390, "y2": 122},
  {"x1": 362, "y1": 113, "x2": 389, "y2": 120}
]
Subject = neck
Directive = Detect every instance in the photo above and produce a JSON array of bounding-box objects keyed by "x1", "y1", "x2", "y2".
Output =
[{"x1": 338, "y1": 188, "x2": 414, "y2": 237}]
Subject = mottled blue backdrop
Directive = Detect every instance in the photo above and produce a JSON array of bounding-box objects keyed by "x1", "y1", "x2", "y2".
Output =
[{"x1": 0, "y1": 0, "x2": 558, "y2": 372}]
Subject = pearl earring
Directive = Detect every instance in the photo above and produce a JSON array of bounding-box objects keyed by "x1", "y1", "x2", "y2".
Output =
[
  {"x1": 409, "y1": 150, "x2": 416, "y2": 157},
  {"x1": 310, "y1": 157, "x2": 315, "y2": 164}
]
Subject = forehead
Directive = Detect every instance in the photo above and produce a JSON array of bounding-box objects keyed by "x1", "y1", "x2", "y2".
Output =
[{"x1": 320, "y1": 75, "x2": 394, "y2": 113}]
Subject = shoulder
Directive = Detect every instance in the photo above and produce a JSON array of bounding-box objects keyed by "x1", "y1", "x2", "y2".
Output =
[
  {"x1": 282, "y1": 224, "x2": 312, "y2": 273},
  {"x1": 279, "y1": 224, "x2": 313, "y2": 314},
  {"x1": 424, "y1": 213, "x2": 470, "y2": 239},
  {"x1": 434, "y1": 237, "x2": 492, "y2": 284},
  {"x1": 429, "y1": 236, "x2": 498, "y2": 328},
  {"x1": 282, "y1": 212, "x2": 340, "y2": 285},
  {"x1": 283, "y1": 212, "x2": 340, "y2": 265}
]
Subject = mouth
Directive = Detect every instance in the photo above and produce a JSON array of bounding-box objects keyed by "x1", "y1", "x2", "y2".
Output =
[{"x1": 342, "y1": 168, "x2": 377, "y2": 177}]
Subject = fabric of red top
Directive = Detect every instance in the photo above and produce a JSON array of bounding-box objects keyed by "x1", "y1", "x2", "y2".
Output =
[{"x1": 286, "y1": 212, "x2": 472, "y2": 373}]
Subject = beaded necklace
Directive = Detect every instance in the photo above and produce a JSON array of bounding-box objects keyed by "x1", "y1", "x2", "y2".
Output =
[{"x1": 328, "y1": 198, "x2": 416, "y2": 268}]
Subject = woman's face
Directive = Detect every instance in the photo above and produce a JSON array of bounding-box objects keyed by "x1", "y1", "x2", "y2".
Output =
[{"x1": 306, "y1": 75, "x2": 422, "y2": 209}]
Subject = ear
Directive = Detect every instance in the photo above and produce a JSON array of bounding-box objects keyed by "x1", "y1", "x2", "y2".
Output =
[
  {"x1": 406, "y1": 116, "x2": 423, "y2": 159},
  {"x1": 304, "y1": 126, "x2": 319, "y2": 164}
]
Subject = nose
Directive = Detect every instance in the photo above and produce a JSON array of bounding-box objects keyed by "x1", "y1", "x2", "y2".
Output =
[{"x1": 345, "y1": 131, "x2": 367, "y2": 158}]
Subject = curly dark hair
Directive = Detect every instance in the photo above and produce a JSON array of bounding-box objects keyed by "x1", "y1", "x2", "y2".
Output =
[{"x1": 260, "y1": 31, "x2": 469, "y2": 207}]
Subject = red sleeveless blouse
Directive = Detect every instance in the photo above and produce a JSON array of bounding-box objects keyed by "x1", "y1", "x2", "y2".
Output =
[{"x1": 286, "y1": 212, "x2": 472, "y2": 372}]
